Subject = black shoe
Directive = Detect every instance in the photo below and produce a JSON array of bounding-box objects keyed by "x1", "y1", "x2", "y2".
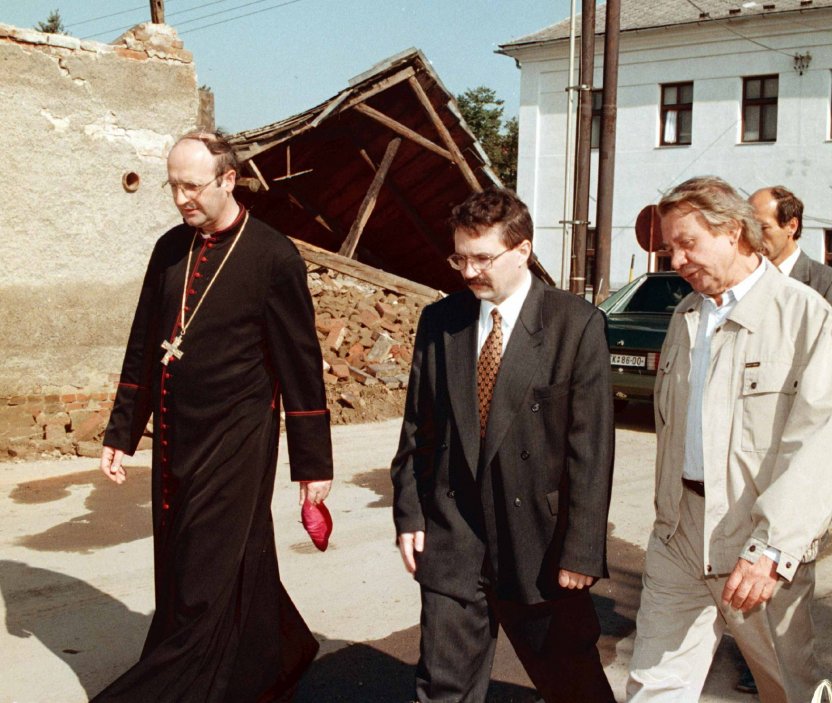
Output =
[{"x1": 736, "y1": 666, "x2": 758, "y2": 694}]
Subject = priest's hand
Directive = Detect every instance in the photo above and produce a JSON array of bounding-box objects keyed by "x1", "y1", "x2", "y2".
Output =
[
  {"x1": 398, "y1": 531, "x2": 424, "y2": 575},
  {"x1": 299, "y1": 479, "x2": 331, "y2": 506},
  {"x1": 100, "y1": 446, "x2": 127, "y2": 485},
  {"x1": 558, "y1": 569, "x2": 595, "y2": 589}
]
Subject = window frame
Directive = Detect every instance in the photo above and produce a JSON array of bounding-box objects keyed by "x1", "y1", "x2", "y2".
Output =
[
  {"x1": 742, "y1": 74, "x2": 779, "y2": 143},
  {"x1": 659, "y1": 81, "x2": 694, "y2": 146}
]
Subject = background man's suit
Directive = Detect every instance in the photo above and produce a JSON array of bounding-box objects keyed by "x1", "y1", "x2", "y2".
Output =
[
  {"x1": 790, "y1": 249, "x2": 832, "y2": 303},
  {"x1": 392, "y1": 275, "x2": 615, "y2": 702}
]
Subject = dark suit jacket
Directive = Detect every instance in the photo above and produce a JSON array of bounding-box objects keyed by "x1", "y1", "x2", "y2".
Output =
[
  {"x1": 790, "y1": 250, "x2": 832, "y2": 304},
  {"x1": 391, "y1": 276, "x2": 614, "y2": 605}
]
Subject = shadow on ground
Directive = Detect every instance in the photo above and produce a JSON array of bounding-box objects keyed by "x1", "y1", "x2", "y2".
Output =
[
  {"x1": 613, "y1": 401, "x2": 656, "y2": 433},
  {"x1": 0, "y1": 560, "x2": 150, "y2": 699},
  {"x1": 11, "y1": 467, "x2": 152, "y2": 553}
]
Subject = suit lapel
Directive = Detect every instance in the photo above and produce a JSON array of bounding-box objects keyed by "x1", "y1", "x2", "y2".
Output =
[
  {"x1": 480, "y1": 278, "x2": 545, "y2": 469},
  {"x1": 444, "y1": 292, "x2": 481, "y2": 476}
]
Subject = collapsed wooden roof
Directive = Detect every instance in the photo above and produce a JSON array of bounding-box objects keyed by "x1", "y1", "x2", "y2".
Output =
[{"x1": 230, "y1": 48, "x2": 552, "y2": 293}]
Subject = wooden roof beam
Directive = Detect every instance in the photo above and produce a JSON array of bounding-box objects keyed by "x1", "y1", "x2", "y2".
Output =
[
  {"x1": 353, "y1": 103, "x2": 454, "y2": 162},
  {"x1": 339, "y1": 137, "x2": 402, "y2": 258},
  {"x1": 407, "y1": 76, "x2": 482, "y2": 192},
  {"x1": 357, "y1": 148, "x2": 447, "y2": 260},
  {"x1": 292, "y1": 237, "x2": 442, "y2": 302},
  {"x1": 272, "y1": 183, "x2": 345, "y2": 240}
]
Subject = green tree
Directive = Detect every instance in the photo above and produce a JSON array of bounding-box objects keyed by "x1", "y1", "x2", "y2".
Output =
[
  {"x1": 36, "y1": 9, "x2": 66, "y2": 34},
  {"x1": 456, "y1": 86, "x2": 519, "y2": 190}
]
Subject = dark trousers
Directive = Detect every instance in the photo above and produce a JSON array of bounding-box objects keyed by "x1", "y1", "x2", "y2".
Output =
[{"x1": 416, "y1": 578, "x2": 615, "y2": 703}]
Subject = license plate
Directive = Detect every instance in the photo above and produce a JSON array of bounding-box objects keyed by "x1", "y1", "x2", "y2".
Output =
[{"x1": 611, "y1": 353, "x2": 646, "y2": 368}]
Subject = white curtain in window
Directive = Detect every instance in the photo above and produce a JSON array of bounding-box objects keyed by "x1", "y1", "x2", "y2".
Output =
[{"x1": 664, "y1": 111, "x2": 677, "y2": 143}]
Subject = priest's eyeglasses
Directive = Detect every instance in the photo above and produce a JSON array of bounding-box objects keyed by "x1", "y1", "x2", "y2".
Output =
[
  {"x1": 162, "y1": 178, "x2": 219, "y2": 198},
  {"x1": 447, "y1": 248, "x2": 512, "y2": 272}
]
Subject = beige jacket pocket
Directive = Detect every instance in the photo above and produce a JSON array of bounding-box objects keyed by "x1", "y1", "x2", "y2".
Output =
[{"x1": 740, "y1": 361, "x2": 799, "y2": 452}]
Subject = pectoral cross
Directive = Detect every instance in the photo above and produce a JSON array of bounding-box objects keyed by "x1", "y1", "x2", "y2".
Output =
[{"x1": 161, "y1": 335, "x2": 184, "y2": 366}]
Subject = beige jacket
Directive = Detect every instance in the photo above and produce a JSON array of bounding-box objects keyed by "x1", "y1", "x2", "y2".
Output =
[{"x1": 654, "y1": 266, "x2": 832, "y2": 582}]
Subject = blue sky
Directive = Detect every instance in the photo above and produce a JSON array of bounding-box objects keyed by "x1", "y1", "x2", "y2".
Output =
[{"x1": 1, "y1": 1, "x2": 569, "y2": 133}]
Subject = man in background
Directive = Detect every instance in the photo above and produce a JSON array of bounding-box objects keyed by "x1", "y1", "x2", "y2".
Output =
[{"x1": 750, "y1": 185, "x2": 832, "y2": 302}]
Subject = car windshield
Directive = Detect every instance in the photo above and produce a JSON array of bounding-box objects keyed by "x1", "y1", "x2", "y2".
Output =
[{"x1": 600, "y1": 275, "x2": 692, "y2": 314}]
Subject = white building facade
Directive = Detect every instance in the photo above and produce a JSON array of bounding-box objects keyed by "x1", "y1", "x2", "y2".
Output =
[{"x1": 500, "y1": 0, "x2": 832, "y2": 290}]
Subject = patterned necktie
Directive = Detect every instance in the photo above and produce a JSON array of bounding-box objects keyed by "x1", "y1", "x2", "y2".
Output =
[{"x1": 477, "y1": 308, "x2": 503, "y2": 438}]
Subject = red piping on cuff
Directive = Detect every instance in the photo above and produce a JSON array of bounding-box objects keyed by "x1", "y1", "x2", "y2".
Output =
[
  {"x1": 118, "y1": 382, "x2": 149, "y2": 391},
  {"x1": 285, "y1": 409, "x2": 329, "y2": 417}
]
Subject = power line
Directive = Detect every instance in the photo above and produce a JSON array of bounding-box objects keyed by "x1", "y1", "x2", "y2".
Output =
[
  {"x1": 81, "y1": 0, "x2": 246, "y2": 39},
  {"x1": 178, "y1": 0, "x2": 309, "y2": 36},
  {"x1": 66, "y1": 4, "x2": 150, "y2": 29},
  {"x1": 682, "y1": 0, "x2": 797, "y2": 57}
]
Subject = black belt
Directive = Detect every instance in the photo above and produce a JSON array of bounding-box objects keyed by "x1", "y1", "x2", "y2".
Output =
[{"x1": 682, "y1": 478, "x2": 705, "y2": 497}]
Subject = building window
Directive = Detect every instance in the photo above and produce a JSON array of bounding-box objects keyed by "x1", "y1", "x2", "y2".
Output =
[
  {"x1": 590, "y1": 89, "x2": 603, "y2": 149},
  {"x1": 660, "y1": 82, "x2": 693, "y2": 145},
  {"x1": 742, "y1": 75, "x2": 778, "y2": 142},
  {"x1": 825, "y1": 230, "x2": 832, "y2": 266}
]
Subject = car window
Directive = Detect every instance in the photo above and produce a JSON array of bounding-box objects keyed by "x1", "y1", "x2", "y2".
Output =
[{"x1": 624, "y1": 276, "x2": 692, "y2": 313}]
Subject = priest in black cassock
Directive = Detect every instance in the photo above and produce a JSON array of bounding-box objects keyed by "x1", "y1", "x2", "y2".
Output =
[{"x1": 93, "y1": 132, "x2": 333, "y2": 703}]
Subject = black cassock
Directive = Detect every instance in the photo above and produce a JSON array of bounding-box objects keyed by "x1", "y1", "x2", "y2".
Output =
[{"x1": 93, "y1": 209, "x2": 333, "y2": 702}]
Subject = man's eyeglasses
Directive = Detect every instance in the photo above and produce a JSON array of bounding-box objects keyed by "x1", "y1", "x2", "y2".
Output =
[
  {"x1": 162, "y1": 177, "x2": 219, "y2": 198},
  {"x1": 447, "y1": 248, "x2": 513, "y2": 272}
]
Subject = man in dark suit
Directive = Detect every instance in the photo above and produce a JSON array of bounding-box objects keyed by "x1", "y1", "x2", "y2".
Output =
[
  {"x1": 391, "y1": 188, "x2": 615, "y2": 703},
  {"x1": 750, "y1": 186, "x2": 832, "y2": 303}
]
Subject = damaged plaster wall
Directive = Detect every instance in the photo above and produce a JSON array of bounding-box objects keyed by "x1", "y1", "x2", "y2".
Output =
[{"x1": 0, "y1": 23, "x2": 200, "y2": 398}]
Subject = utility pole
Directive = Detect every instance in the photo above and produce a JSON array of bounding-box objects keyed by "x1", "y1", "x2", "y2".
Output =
[
  {"x1": 150, "y1": 0, "x2": 165, "y2": 24},
  {"x1": 570, "y1": 0, "x2": 595, "y2": 296},
  {"x1": 593, "y1": 0, "x2": 621, "y2": 304}
]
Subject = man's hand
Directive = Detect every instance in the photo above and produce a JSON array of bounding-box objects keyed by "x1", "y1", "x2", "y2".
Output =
[
  {"x1": 398, "y1": 531, "x2": 425, "y2": 575},
  {"x1": 100, "y1": 446, "x2": 127, "y2": 484},
  {"x1": 558, "y1": 569, "x2": 595, "y2": 589},
  {"x1": 722, "y1": 556, "x2": 778, "y2": 612},
  {"x1": 299, "y1": 480, "x2": 331, "y2": 506}
]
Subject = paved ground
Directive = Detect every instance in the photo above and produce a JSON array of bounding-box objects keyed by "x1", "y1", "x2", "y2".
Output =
[{"x1": 1, "y1": 406, "x2": 830, "y2": 702}]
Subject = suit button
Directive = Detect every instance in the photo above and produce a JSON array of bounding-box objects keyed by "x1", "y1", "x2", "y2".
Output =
[
  {"x1": 749, "y1": 545, "x2": 756, "y2": 552},
  {"x1": 440, "y1": 442, "x2": 448, "y2": 450},
  {"x1": 520, "y1": 450, "x2": 530, "y2": 460},
  {"x1": 514, "y1": 498, "x2": 521, "y2": 507},
  {"x1": 447, "y1": 489, "x2": 455, "y2": 499},
  {"x1": 531, "y1": 403, "x2": 540, "y2": 413},
  {"x1": 785, "y1": 561, "x2": 792, "y2": 569},
  {"x1": 750, "y1": 382, "x2": 757, "y2": 389}
]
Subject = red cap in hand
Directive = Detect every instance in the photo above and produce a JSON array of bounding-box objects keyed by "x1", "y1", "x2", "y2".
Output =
[{"x1": 301, "y1": 499, "x2": 333, "y2": 551}]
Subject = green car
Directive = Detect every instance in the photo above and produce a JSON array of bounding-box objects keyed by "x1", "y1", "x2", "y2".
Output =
[{"x1": 598, "y1": 272, "x2": 693, "y2": 409}]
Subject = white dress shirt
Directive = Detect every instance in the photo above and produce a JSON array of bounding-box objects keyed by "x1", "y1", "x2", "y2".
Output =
[
  {"x1": 776, "y1": 246, "x2": 801, "y2": 277},
  {"x1": 477, "y1": 270, "x2": 533, "y2": 357}
]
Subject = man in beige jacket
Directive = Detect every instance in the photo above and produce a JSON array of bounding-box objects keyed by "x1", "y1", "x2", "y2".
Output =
[{"x1": 627, "y1": 176, "x2": 832, "y2": 703}]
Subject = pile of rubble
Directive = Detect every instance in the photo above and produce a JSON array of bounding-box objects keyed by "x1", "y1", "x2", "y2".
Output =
[
  {"x1": 0, "y1": 263, "x2": 434, "y2": 460},
  {"x1": 308, "y1": 265, "x2": 429, "y2": 425}
]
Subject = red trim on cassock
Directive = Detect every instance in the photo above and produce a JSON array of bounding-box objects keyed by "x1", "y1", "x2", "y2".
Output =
[
  {"x1": 285, "y1": 409, "x2": 329, "y2": 417},
  {"x1": 118, "y1": 382, "x2": 149, "y2": 391}
]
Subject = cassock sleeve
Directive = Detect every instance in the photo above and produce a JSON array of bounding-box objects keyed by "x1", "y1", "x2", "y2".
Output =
[
  {"x1": 264, "y1": 244, "x2": 333, "y2": 482},
  {"x1": 103, "y1": 243, "x2": 163, "y2": 454}
]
